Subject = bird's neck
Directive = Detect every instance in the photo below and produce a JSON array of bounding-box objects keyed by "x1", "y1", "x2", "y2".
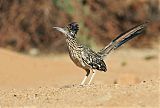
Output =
[{"x1": 66, "y1": 37, "x2": 79, "y2": 49}]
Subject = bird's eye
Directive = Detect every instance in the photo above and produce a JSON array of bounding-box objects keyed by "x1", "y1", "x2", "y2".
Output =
[{"x1": 70, "y1": 31, "x2": 74, "y2": 35}]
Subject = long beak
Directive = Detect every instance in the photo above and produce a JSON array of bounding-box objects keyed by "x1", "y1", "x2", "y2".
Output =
[{"x1": 53, "y1": 27, "x2": 66, "y2": 34}]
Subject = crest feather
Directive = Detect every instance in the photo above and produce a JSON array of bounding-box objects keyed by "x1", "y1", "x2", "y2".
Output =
[{"x1": 68, "y1": 22, "x2": 79, "y2": 35}]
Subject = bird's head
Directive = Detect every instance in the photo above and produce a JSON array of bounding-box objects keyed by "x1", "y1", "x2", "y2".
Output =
[{"x1": 53, "y1": 22, "x2": 79, "y2": 38}]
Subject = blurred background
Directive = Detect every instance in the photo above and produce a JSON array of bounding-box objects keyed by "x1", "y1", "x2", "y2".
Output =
[{"x1": 0, "y1": 0, "x2": 159, "y2": 54}]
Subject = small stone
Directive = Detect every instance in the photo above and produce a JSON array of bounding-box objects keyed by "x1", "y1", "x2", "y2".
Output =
[
  {"x1": 35, "y1": 94, "x2": 38, "y2": 97},
  {"x1": 114, "y1": 80, "x2": 118, "y2": 84}
]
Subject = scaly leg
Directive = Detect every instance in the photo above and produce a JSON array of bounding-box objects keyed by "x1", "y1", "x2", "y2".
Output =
[
  {"x1": 80, "y1": 69, "x2": 90, "y2": 86},
  {"x1": 88, "y1": 70, "x2": 96, "y2": 85}
]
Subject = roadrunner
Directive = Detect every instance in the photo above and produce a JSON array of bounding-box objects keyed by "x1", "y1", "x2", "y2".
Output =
[{"x1": 53, "y1": 22, "x2": 147, "y2": 86}]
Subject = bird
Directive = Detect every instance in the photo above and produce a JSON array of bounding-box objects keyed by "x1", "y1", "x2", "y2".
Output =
[{"x1": 53, "y1": 22, "x2": 148, "y2": 86}]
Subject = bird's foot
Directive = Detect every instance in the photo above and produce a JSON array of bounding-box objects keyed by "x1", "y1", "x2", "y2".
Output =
[{"x1": 79, "y1": 83, "x2": 95, "y2": 87}]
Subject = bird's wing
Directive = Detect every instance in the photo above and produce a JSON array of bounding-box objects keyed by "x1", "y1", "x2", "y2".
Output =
[
  {"x1": 81, "y1": 47, "x2": 107, "y2": 72},
  {"x1": 97, "y1": 22, "x2": 148, "y2": 58}
]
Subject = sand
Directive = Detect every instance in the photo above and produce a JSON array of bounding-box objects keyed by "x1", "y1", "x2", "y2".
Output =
[{"x1": 0, "y1": 48, "x2": 159, "y2": 107}]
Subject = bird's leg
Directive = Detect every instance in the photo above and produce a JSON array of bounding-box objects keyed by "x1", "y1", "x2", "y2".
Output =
[
  {"x1": 88, "y1": 70, "x2": 96, "y2": 85},
  {"x1": 80, "y1": 69, "x2": 90, "y2": 86}
]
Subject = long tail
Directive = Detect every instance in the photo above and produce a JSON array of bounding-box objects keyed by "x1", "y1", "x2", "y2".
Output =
[{"x1": 97, "y1": 22, "x2": 148, "y2": 58}]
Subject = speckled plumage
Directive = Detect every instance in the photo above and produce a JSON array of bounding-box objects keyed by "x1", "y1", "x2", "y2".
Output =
[
  {"x1": 54, "y1": 22, "x2": 148, "y2": 85},
  {"x1": 66, "y1": 34, "x2": 107, "y2": 72}
]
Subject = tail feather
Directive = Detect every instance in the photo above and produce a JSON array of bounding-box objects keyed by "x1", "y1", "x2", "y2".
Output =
[{"x1": 97, "y1": 22, "x2": 148, "y2": 58}]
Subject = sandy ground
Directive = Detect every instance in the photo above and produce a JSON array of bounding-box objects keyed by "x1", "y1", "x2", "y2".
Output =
[{"x1": 0, "y1": 48, "x2": 159, "y2": 107}]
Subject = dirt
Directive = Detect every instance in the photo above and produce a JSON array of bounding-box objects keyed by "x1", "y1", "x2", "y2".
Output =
[
  {"x1": 0, "y1": 48, "x2": 159, "y2": 107},
  {"x1": 0, "y1": 0, "x2": 159, "y2": 52}
]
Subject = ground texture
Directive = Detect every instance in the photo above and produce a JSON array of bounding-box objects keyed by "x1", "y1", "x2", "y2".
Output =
[{"x1": 0, "y1": 48, "x2": 159, "y2": 107}]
